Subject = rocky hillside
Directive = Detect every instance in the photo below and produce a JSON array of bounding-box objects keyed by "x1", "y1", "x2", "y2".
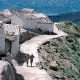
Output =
[
  {"x1": 0, "y1": 60, "x2": 16, "y2": 80},
  {"x1": 38, "y1": 21, "x2": 80, "y2": 80}
]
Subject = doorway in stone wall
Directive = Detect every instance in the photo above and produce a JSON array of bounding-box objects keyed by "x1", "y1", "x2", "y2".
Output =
[{"x1": 5, "y1": 39, "x2": 12, "y2": 54}]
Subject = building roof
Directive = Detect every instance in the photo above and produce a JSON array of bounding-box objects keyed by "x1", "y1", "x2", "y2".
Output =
[
  {"x1": 34, "y1": 13, "x2": 47, "y2": 18},
  {"x1": 38, "y1": 17, "x2": 53, "y2": 24},
  {"x1": 33, "y1": 13, "x2": 53, "y2": 24},
  {"x1": 3, "y1": 9, "x2": 53, "y2": 23},
  {"x1": 4, "y1": 9, "x2": 37, "y2": 20},
  {"x1": 20, "y1": 28, "x2": 27, "y2": 33},
  {"x1": 16, "y1": 13, "x2": 37, "y2": 20},
  {"x1": 0, "y1": 13, "x2": 11, "y2": 23},
  {"x1": 3, "y1": 24, "x2": 20, "y2": 41}
]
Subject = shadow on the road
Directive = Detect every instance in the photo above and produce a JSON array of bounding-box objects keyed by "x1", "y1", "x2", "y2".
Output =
[
  {"x1": 16, "y1": 73, "x2": 25, "y2": 80},
  {"x1": 28, "y1": 66, "x2": 35, "y2": 67},
  {"x1": 15, "y1": 52, "x2": 26, "y2": 66},
  {"x1": 15, "y1": 52, "x2": 36, "y2": 67},
  {"x1": 18, "y1": 62, "x2": 25, "y2": 66}
]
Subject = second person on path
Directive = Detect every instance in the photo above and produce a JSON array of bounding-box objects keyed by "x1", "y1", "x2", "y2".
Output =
[{"x1": 29, "y1": 53, "x2": 34, "y2": 67}]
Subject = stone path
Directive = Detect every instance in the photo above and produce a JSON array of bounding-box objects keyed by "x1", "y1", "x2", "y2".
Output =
[
  {"x1": 15, "y1": 23, "x2": 67, "y2": 80},
  {"x1": 15, "y1": 66, "x2": 52, "y2": 80},
  {"x1": 53, "y1": 22, "x2": 68, "y2": 36},
  {"x1": 20, "y1": 35, "x2": 65, "y2": 66}
]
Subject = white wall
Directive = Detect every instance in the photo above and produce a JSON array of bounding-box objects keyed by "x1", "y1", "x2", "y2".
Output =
[
  {"x1": 38, "y1": 23, "x2": 54, "y2": 32},
  {"x1": 9, "y1": 15, "x2": 23, "y2": 28},
  {"x1": 11, "y1": 35, "x2": 19, "y2": 57},
  {"x1": 0, "y1": 22, "x2": 5, "y2": 54},
  {"x1": 9, "y1": 15, "x2": 54, "y2": 32},
  {"x1": 23, "y1": 19, "x2": 54, "y2": 32},
  {"x1": 9, "y1": 15, "x2": 39, "y2": 30},
  {"x1": 23, "y1": 19, "x2": 38, "y2": 29}
]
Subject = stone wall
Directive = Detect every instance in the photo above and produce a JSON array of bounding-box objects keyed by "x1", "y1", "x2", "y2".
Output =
[
  {"x1": 0, "y1": 22, "x2": 5, "y2": 54},
  {"x1": 20, "y1": 28, "x2": 39, "y2": 44}
]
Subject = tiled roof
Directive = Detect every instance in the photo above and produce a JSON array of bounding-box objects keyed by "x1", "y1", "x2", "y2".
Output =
[
  {"x1": 3, "y1": 24, "x2": 20, "y2": 41},
  {"x1": 16, "y1": 13, "x2": 37, "y2": 20},
  {"x1": 8, "y1": 9, "x2": 23, "y2": 14},
  {"x1": 0, "y1": 13, "x2": 11, "y2": 22},
  {"x1": 3, "y1": 9, "x2": 53, "y2": 23},
  {"x1": 38, "y1": 18, "x2": 53, "y2": 24},
  {"x1": 5, "y1": 9, "x2": 37, "y2": 20}
]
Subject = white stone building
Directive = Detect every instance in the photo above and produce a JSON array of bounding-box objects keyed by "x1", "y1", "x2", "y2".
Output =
[
  {"x1": 34, "y1": 13, "x2": 54, "y2": 32},
  {"x1": 3, "y1": 8, "x2": 54, "y2": 32},
  {"x1": 0, "y1": 21, "x2": 5, "y2": 55},
  {"x1": 3, "y1": 24, "x2": 20, "y2": 57},
  {"x1": 3, "y1": 9, "x2": 37, "y2": 29}
]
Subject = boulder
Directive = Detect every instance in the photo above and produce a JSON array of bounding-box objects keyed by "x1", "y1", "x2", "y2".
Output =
[
  {"x1": 0, "y1": 60, "x2": 16, "y2": 80},
  {"x1": 49, "y1": 61, "x2": 59, "y2": 71}
]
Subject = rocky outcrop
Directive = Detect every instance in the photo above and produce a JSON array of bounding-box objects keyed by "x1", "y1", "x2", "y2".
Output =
[
  {"x1": 0, "y1": 60, "x2": 16, "y2": 80},
  {"x1": 38, "y1": 39, "x2": 70, "y2": 80}
]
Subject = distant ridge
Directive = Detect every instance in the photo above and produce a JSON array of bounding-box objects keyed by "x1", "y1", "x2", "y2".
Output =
[{"x1": 48, "y1": 11, "x2": 80, "y2": 24}]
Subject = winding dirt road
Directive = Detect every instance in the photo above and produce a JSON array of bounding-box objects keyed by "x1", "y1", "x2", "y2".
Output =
[{"x1": 15, "y1": 23, "x2": 67, "y2": 80}]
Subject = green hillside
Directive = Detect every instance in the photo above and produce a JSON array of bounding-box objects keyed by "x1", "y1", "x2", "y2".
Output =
[{"x1": 38, "y1": 21, "x2": 80, "y2": 80}]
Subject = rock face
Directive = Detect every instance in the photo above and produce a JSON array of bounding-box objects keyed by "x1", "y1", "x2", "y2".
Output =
[
  {"x1": 0, "y1": 22, "x2": 5, "y2": 54},
  {"x1": 0, "y1": 60, "x2": 16, "y2": 80}
]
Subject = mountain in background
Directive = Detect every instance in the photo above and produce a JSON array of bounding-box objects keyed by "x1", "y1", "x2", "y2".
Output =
[
  {"x1": 48, "y1": 11, "x2": 80, "y2": 24},
  {"x1": 1, "y1": 0, "x2": 80, "y2": 23}
]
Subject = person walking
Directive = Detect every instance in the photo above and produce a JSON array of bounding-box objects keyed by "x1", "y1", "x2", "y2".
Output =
[
  {"x1": 30, "y1": 53, "x2": 34, "y2": 67},
  {"x1": 25, "y1": 54, "x2": 30, "y2": 66}
]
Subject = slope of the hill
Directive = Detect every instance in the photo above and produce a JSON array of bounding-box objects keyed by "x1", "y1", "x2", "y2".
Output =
[{"x1": 38, "y1": 21, "x2": 80, "y2": 80}]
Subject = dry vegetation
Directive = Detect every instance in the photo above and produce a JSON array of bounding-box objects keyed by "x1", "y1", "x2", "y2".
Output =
[{"x1": 38, "y1": 21, "x2": 80, "y2": 80}]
